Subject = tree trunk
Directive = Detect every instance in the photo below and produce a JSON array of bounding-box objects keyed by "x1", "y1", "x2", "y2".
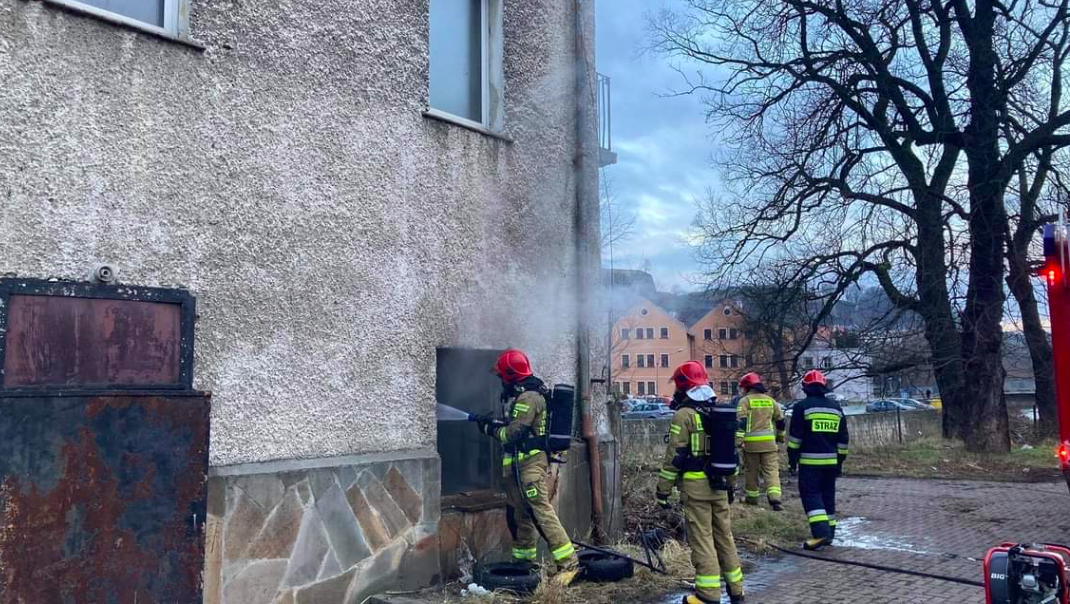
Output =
[
  {"x1": 1007, "y1": 249, "x2": 1059, "y2": 437},
  {"x1": 958, "y1": 0, "x2": 1011, "y2": 453},
  {"x1": 913, "y1": 192, "x2": 968, "y2": 438}
]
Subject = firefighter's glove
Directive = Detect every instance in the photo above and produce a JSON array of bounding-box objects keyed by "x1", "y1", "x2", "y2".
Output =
[
  {"x1": 835, "y1": 462, "x2": 844, "y2": 477},
  {"x1": 656, "y1": 494, "x2": 672, "y2": 511},
  {"x1": 775, "y1": 433, "x2": 785, "y2": 444}
]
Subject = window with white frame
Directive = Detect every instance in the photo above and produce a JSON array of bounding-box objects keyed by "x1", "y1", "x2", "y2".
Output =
[
  {"x1": 718, "y1": 328, "x2": 728, "y2": 339},
  {"x1": 622, "y1": 382, "x2": 631, "y2": 394},
  {"x1": 704, "y1": 355, "x2": 714, "y2": 368},
  {"x1": 638, "y1": 382, "x2": 646, "y2": 396},
  {"x1": 704, "y1": 329, "x2": 713, "y2": 340},
  {"x1": 53, "y1": 0, "x2": 186, "y2": 37},
  {"x1": 637, "y1": 354, "x2": 646, "y2": 368},
  {"x1": 719, "y1": 355, "x2": 729, "y2": 368},
  {"x1": 647, "y1": 381, "x2": 657, "y2": 395},
  {"x1": 430, "y1": 0, "x2": 499, "y2": 127},
  {"x1": 646, "y1": 354, "x2": 655, "y2": 367},
  {"x1": 621, "y1": 354, "x2": 630, "y2": 368}
]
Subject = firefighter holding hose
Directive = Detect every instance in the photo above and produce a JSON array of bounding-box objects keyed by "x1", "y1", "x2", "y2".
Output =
[
  {"x1": 656, "y1": 361, "x2": 746, "y2": 604},
  {"x1": 787, "y1": 369, "x2": 849, "y2": 550},
  {"x1": 736, "y1": 372, "x2": 786, "y2": 510},
  {"x1": 473, "y1": 349, "x2": 581, "y2": 586}
]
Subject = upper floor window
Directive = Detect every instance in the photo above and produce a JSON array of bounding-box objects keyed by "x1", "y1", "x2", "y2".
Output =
[
  {"x1": 636, "y1": 329, "x2": 646, "y2": 340},
  {"x1": 718, "y1": 328, "x2": 728, "y2": 340},
  {"x1": 660, "y1": 354, "x2": 670, "y2": 368},
  {"x1": 660, "y1": 327, "x2": 669, "y2": 339},
  {"x1": 637, "y1": 355, "x2": 646, "y2": 368},
  {"x1": 645, "y1": 328, "x2": 654, "y2": 339},
  {"x1": 729, "y1": 328, "x2": 739, "y2": 340},
  {"x1": 822, "y1": 356, "x2": 832, "y2": 369},
  {"x1": 719, "y1": 355, "x2": 729, "y2": 368},
  {"x1": 430, "y1": 0, "x2": 501, "y2": 128},
  {"x1": 620, "y1": 328, "x2": 631, "y2": 340},
  {"x1": 55, "y1": 0, "x2": 187, "y2": 37},
  {"x1": 704, "y1": 355, "x2": 714, "y2": 368},
  {"x1": 621, "y1": 354, "x2": 630, "y2": 368},
  {"x1": 703, "y1": 329, "x2": 712, "y2": 340},
  {"x1": 647, "y1": 354, "x2": 655, "y2": 367},
  {"x1": 803, "y1": 357, "x2": 814, "y2": 369}
]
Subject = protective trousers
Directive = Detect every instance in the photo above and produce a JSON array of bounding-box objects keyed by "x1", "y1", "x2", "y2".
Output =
[
  {"x1": 798, "y1": 465, "x2": 837, "y2": 539},
  {"x1": 504, "y1": 455, "x2": 578, "y2": 571},
  {"x1": 683, "y1": 490, "x2": 744, "y2": 601},
  {"x1": 743, "y1": 451, "x2": 782, "y2": 504}
]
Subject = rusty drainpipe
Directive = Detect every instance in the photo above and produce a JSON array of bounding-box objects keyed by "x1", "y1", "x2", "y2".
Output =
[{"x1": 575, "y1": 0, "x2": 606, "y2": 544}]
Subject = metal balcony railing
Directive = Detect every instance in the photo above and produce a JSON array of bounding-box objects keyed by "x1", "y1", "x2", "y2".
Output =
[{"x1": 597, "y1": 73, "x2": 617, "y2": 167}]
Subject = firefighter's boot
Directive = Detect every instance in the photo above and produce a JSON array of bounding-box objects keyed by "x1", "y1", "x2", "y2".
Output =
[
  {"x1": 803, "y1": 536, "x2": 832, "y2": 551},
  {"x1": 552, "y1": 567, "x2": 581, "y2": 588},
  {"x1": 730, "y1": 594, "x2": 746, "y2": 604},
  {"x1": 682, "y1": 594, "x2": 718, "y2": 604},
  {"x1": 770, "y1": 500, "x2": 783, "y2": 512}
]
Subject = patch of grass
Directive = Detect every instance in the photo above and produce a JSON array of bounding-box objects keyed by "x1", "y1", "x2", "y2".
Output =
[
  {"x1": 847, "y1": 437, "x2": 1063, "y2": 482},
  {"x1": 729, "y1": 498, "x2": 810, "y2": 551}
]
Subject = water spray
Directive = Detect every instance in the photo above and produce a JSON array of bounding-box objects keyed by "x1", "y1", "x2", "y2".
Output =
[{"x1": 436, "y1": 403, "x2": 476, "y2": 422}]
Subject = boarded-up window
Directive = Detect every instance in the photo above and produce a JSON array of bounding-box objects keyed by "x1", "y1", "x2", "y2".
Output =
[
  {"x1": 0, "y1": 281, "x2": 193, "y2": 390},
  {"x1": 436, "y1": 347, "x2": 504, "y2": 496}
]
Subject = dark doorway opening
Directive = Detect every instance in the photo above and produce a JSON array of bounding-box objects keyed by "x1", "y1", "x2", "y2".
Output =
[{"x1": 436, "y1": 347, "x2": 505, "y2": 498}]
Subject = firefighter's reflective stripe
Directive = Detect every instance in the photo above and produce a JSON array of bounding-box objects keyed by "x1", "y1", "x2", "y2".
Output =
[
  {"x1": 828, "y1": 515, "x2": 837, "y2": 528},
  {"x1": 708, "y1": 462, "x2": 736, "y2": 471},
  {"x1": 735, "y1": 431, "x2": 746, "y2": 439},
  {"x1": 804, "y1": 407, "x2": 843, "y2": 416},
  {"x1": 800, "y1": 452, "x2": 839, "y2": 465},
  {"x1": 787, "y1": 436, "x2": 802, "y2": 449},
  {"x1": 724, "y1": 567, "x2": 744, "y2": 583},
  {"x1": 660, "y1": 469, "x2": 680, "y2": 481},
  {"x1": 502, "y1": 449, "x2": 544, "y2": 466},
  {"x1": 682, "y1": 471, "x2": 707, "y2": 481},
  {"x1": 767, "y1": 486, "x2": 782, "y2": 496},
  {"x1": 695, "y1": 575, "x2": 721, "y2": 589},
  {"x1": 837, "y1": 442, "x2": 849, "y2": 455},
  {"x1": 513, "y1": 547, "x2": 538, "y2": 560},
  {"x1": 745, "y1": 489, "x2": 761, "y2": 498},
  {"x1": 808, "y1": 508, "x2": 829, "y2": 523},
  {"x1": 513, "y1": 403, "x2": 531, "y2": 418},
  {"x1": 497, "y1": 428, "x2": 509, "y2": 443},
  {"x1": 670, "y1": 424, "x2": 682, "y2": 435},
  {"x1": 552, "y1": 542, "x2": 576, "y2": 561},
  {"x1": 691, "y1": 413, "x2": 705, "y2": 456},
  {"x1": 744, "y1": 429, "x2": 776, "y2": 442}
]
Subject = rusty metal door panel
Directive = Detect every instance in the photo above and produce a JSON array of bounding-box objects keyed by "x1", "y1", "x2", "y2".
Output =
[{"x1": 0, "y1": 392, "x2": 210, "y2": 604}]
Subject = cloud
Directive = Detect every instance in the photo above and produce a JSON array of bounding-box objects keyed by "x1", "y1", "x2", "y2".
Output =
[{"x1": 597, "y1": 0, "x2": 723, "y2": 291}]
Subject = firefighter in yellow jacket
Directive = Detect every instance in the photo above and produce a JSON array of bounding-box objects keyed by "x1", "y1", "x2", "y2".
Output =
[
  {"x1": 474, "y1": 349, "x2": 580, "y2": 586},
  {"x1": 735, "y1": 372, "x2": 786, "y2": 511},
  {"x1": 656, "y1": 362, "x2": 745, "y2": 604}
]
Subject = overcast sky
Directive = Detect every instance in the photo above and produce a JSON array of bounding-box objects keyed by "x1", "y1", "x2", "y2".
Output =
[{"x1": 596, "y1": 1, "x2": 719, "y2": 292}]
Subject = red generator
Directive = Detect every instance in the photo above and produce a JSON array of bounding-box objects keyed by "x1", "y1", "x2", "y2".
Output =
[{"x1": 985, "y1": 543, "x2": 1070, "y2": 604}]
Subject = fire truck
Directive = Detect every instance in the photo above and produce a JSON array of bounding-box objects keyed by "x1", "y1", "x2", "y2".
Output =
[{"x1": 983, "y1": 222, "x2": 1070, "y2": 604}]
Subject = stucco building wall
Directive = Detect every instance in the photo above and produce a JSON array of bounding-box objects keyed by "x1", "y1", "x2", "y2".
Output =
[{"x1": 0, "y1": 0, "x2": 590, "y2": 468}]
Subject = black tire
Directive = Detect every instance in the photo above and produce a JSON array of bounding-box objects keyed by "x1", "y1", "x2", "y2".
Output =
[
  {"x1": 578, "y1": 549, "x2": 635, "y2": 582},
  {"x1": 474, "y1": 562, "x2": 542, "y2": 593}
]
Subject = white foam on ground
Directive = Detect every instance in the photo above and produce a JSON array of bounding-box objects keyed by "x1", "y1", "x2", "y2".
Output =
[{"x1": 834, "y1": 517, "x2": 932, "y2": 554}]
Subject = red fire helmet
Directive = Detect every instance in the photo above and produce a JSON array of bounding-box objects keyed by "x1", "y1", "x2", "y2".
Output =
[
  {"x1": 738, "y1": 372, "x2": 762, "y2": 391},
  {"x1": 671, "y1": 361, "x2": 710, "y2": 392},
  {"x1": 492, "y1": 349, "x2": 533, "y2": 384},
  {"x1": 802, "y1": 370, "x2": 827, "y2": 387}
]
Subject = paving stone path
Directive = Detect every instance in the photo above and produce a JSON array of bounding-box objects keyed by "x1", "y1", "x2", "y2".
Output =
[{"x1": 742, "y1": 476, "x2": 1069, "y2": 604}]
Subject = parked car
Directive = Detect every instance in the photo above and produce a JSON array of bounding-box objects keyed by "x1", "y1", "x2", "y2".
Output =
[
  {"x1": 620, "y1": 398, "x2": 646, "y2": 413},
  {"x1": 865, "y1": 399, "x2": 915, "y2": 413},
  {"x1": 622, "y1": 402, "x2": 674, "y2": 420},
  {"x1": 890, "y1": 398, "x2": 936, "y2": 411}
]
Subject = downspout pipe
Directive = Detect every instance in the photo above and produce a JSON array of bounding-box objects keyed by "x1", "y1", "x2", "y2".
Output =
[{"x1": 574, "y1": 0, "x2": 606, "y2": 544}]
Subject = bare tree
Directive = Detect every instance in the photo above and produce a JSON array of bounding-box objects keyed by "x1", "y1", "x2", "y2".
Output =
[
  {"x1": 1006, "y1": 151, "x2": 1069, "y2": 437},
  {"x1": 651, "y1": 0, "x2": 1070, "y2": 452},
  {"x1": 600, "y1": 174, "x2": 637, "y2": 254}
]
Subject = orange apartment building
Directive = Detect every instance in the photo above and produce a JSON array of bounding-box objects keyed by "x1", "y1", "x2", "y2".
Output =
[
  {"x1": 611, "y1": 298, "x2": 759, "y2": 399},
  {"x1": 610, "y1": 300, "x2": 693, "y2": 397}
]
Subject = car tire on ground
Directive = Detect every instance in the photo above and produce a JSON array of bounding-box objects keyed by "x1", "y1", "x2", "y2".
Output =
[
  {"x1": 474, "y1": 563, "x2": 542, "y2": 593},
  {"x1": 578, "y1": 549, "x2": 635, "y2": 582}
]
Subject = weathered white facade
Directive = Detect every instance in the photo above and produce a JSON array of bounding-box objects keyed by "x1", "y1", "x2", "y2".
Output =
[{"x1": 0, "y1": 0, "x2": 611, "y2": 602}]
